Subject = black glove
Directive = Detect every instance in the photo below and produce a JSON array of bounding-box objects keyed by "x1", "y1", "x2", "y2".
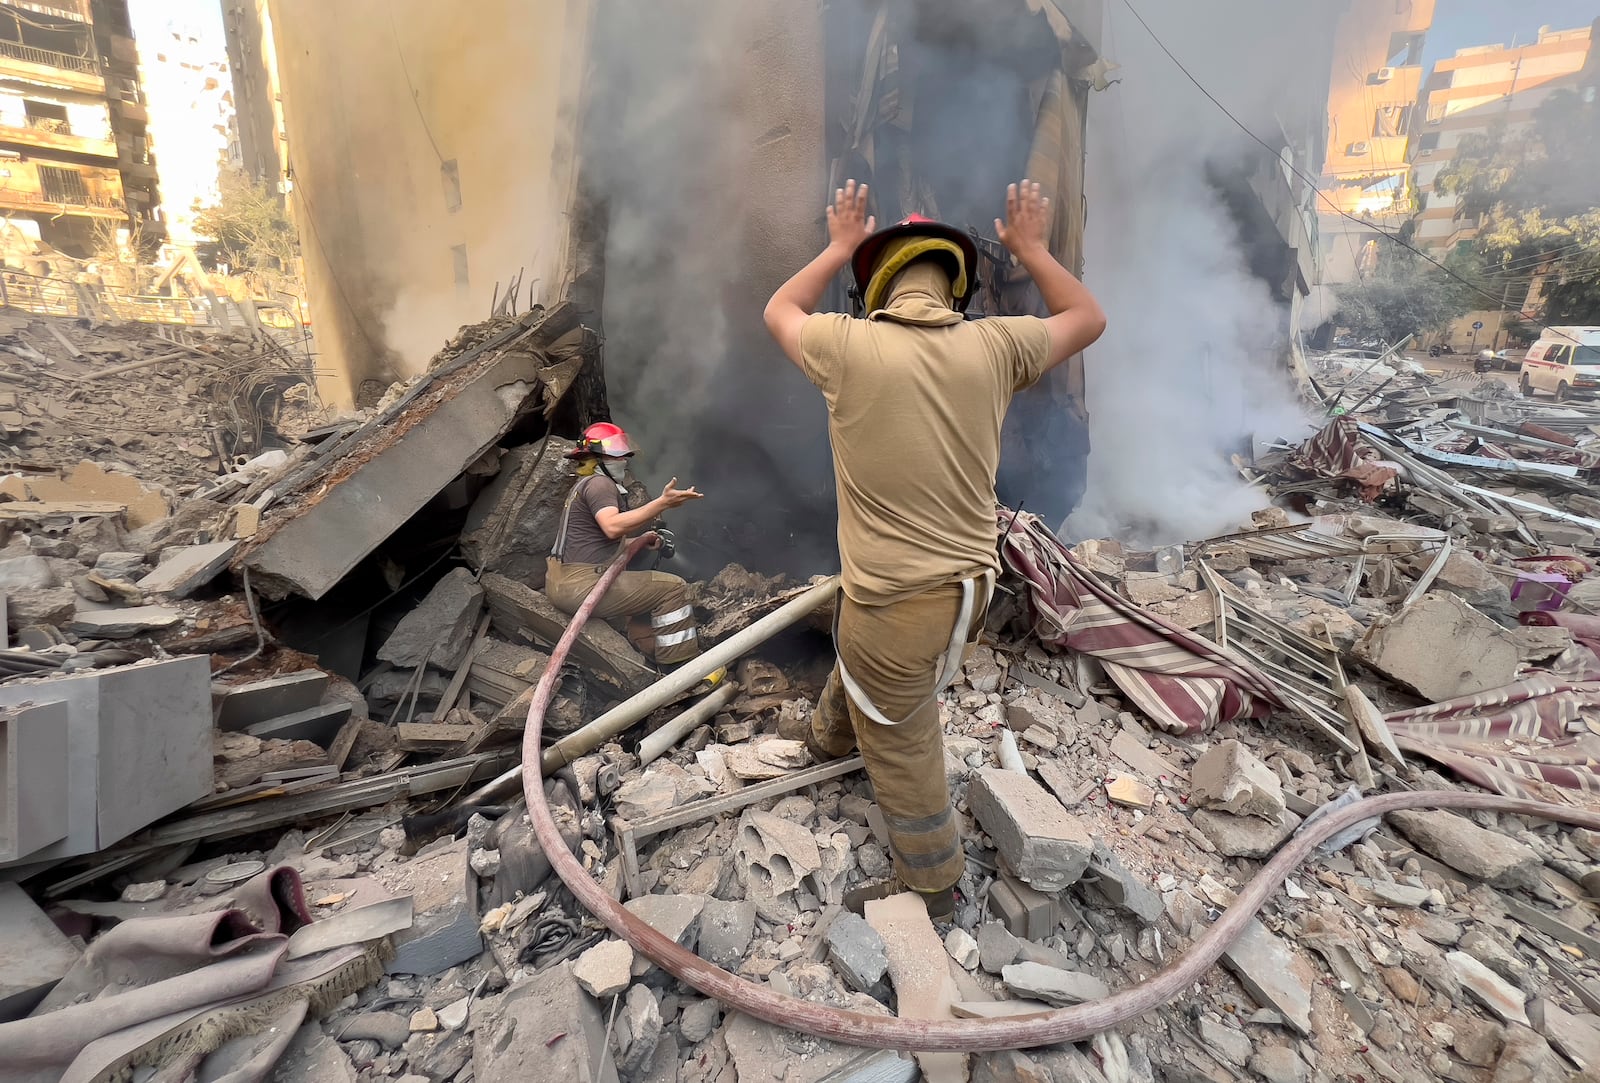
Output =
[{"x1": 655, "y1": 527, "x2": 677, "y2": 560}]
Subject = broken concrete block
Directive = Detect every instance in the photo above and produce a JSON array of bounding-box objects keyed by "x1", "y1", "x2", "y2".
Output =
[
  {"x1": 614, "y1": 773, "x2": 678, "y2": 821},
  {"x1": 977, "y1": 922, "x2": 1021, "y2": 976},
  {"x1": 697, "y1": 898, "x2": 756, "y2": 969},
  {"x1": 616, "y1": 984, "x2": 662, "y2": 1076},
  {"x1": 1123, "y1": 571, "x2": 1190, "y2": 606},
  {"x1": 339, "y1": 1010, "x2": 413, "y2": 1049},
  {"x1": 737, "y1": 809, "x2": 821, "y2": 897},
  {"x1": 1353, "y1": 593, "x2": 1518, "y2": 702},
  {"x1": 0, "y1": 656, "x2": 211, "y2": 865},
  {"x1": 68, "y1": 604, "x2": 182, "y2": 638},
  {"x1": 945, "y1": 928, "x2": 980, "y2": 970},
  {"x1": 1104, "y1": 776, "x2": 1156, "y2": 809},
  {"x1": 1000, "y1": 961, "x2": 1109, "y2": 1006},
  {"x1": 1198, "y1": 1017, "x2": 1253, "y2": 1068},
  {"x1": 4, "y1": 587, "x2": 75, "y2": 629},
  {"x1": 678, "y1": 999, "x2": 721, "y2": 1045},
  {"x1": 1079, "y1": 842, "x2": 1163, "y2": 925},
  {"x1": 967, "y1": 768, "x2": 1092, "y2": 892},
  {"x1": 1342, "y1": 685, "x2": 1404, "y2": 767},
  {"x1": 135, "y1": 540, "x2": 240, "y2": 598},
  {"x1": 474, "y1": 959, "x2": 616, "y2": 1083},
  {"x1": 987, "y1": 873, "x2": 1056, "y2": 941},
  {"x1": 0, "y1": 882, "x2": 80, "y2": 1022},
  {"x1": 0, "y1": 701, "x2": 69, "y2": 864},
  {"x1": 1220, "y1": 919, "x2": 1314, "y2": 1035},
  {"x1": 213, "y1": 669, "x2": 329, "y2": 731},
  {"x1": 91, "y1": 552, "x2": 145, "y2": 581},
  {"x1": 1405, "y1": 550, "x2": 1513, "y2": 612},
  {"x1": 1189, "y1": 739, "x2": 1284, "y2": 821},
  {"x1": 379, "y1": 568, "x2": 485, "y2": 670},
  {"x1": 381, "y1": 838, "x2": 482, "y2": 976},
  {"x1": 1247, "y1": 1047, "x2": 1306, "y2": 1083},
  {"x1": 573, "y1": 939, "x2": 634, "y2": 999},
  {"x1": 459, "y1": 437, "x2": 579, "y2": 589},
  {"x1": 0, "y1": 555, "x2": 54, "y2": 591},
  {"x1": 1192, "y1": 808, "x2": 1301, "y2": 859},
  {"x1": 826, "y1": 911, "x2": 889, "y2": 992},
  {"x1": 1386, "y1": 809, "x2": 1541, "y2": 888},
  {"x1": 623, "y1": 893, "x2": 706, "y2": 976},
  {"x1": 243, "y1": 700, "x2": 353, "y2": 747}
]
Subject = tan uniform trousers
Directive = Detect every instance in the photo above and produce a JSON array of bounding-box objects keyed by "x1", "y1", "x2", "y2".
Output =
[
  {"x1": 810, "y1": 581, "x2": 983, "y2": 894},
  {"x1": 544, "y1": 556, "x2": 702, "y2": 665}
]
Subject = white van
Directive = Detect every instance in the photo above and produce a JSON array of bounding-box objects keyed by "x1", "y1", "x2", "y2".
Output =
[{"x1": 1520, "y1": 327, "x2": 1600, "y2": 400}]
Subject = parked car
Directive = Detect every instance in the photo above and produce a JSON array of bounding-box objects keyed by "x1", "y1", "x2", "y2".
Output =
[
  {"x1": 1475, "y1": 348, "x2": 1521, "y2": 373},
  {"x1": 1519, "y1": 327, "x2": 1600, "y2": 400}
]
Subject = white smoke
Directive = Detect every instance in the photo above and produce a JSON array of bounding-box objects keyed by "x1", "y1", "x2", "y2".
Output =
[{"x1": 1065, "y1": 0, "x2": 1333, "y2": 544}]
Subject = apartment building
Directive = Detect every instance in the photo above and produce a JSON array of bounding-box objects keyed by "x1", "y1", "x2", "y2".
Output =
[
  {"x1": 1412, "y1": 23, "x2": 1593, "y2": 251},
  {"x1": 1317, "y1": 0, "x2": 1435, "y2": 286}
]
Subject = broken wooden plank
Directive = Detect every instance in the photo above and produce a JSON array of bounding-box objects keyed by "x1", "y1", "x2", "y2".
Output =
[
  {"x1": 1010, "y1": 666, "x2": 1087, "y2": 708},
  {"x1": 395, "y1": 722, "x2": 478, "y2": 752},
  {"x1": 439, "y1": 610, "x2": 492, "y2": 715}
]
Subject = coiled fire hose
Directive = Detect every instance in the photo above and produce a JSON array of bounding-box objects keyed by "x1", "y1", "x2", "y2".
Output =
[{"x1": 523, "y1": 536, "x2": 1600, "y2": 1052}]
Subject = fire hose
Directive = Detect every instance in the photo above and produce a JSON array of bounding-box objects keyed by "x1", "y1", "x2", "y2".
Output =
[{"x1": 523, "y1": 536, "x2": 1600, "y2": 1052}]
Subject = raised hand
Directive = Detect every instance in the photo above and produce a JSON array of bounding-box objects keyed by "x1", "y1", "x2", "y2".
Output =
[
  {"x1": 659, "y1": 478, "x2": 704, "y2": 509},
  {"x1": 827, "y1": 179, "x2": 877, "y2": 251},
  {"x1": 995, "y1": 179, "x2": 1051, "y2": 259}
]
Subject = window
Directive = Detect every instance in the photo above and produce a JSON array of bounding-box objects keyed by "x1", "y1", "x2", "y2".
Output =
[
  {"x1": 22, "y1": 99, "x2": 68, "y2": 134},
  {"x1": 451, "y1": 243, "x2": 469, "y2": 288},
  {"x1": 1416, "y1": 131, "x2": 1441, "y2": 153},
  {"x1": 37, "y1": 163, "x2": 86, "y2": 204}
]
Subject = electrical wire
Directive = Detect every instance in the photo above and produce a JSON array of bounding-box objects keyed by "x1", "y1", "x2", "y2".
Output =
[
  {"x1": 387, "y1": 9, "x2": 446, "y2": 166},
  {"x1": 1117, "y1": 0, "x2": 1582, "y2": 341}
]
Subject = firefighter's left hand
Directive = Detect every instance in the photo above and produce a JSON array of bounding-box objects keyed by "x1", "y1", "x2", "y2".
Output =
[{"x1": 827, "y1": 179, "x2": 876, "y2": 251}]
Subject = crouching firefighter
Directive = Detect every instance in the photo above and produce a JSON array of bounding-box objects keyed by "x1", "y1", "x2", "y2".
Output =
[
  {"x1": 545, "y1": 422, "x2": 724, "y2": 681},
  {"x1": 762, "y1": 179, "x2": 1107, "y2": 919}
]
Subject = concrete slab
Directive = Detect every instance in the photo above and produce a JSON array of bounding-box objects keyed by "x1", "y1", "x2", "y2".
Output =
[
  {"x1": 0, "y1": 881, "x2": 80, "y2": 1021},
  {"x1": 214, "y1": 670, "x2": 330, "y2": 731},
  {"x1": 241, "y1": 339, "x2": 556, "y2": 601},
  {"x1": 865, "y1": 892, "x2": 967, "y2": 1083},
  {"x1": 0, "y1": 701, "x2": 69, "y2": 864},
  {"x1": 0, "y1": 656, "x2": 212, "y2": 866},
  {"x1": 473, "y1": 960, "x2": 618, "y2": 1083},
  {"x1": 379, "y1": 838, "x2": 482, "y2": 976},
  {"x1": 68, "y1": 605, "x2": 182, "y2": 638},
  {"x1": 244, "y1": 700, "x2": 354, "y2": 747},
  {"x1": 137, "y1": 540, "x2": 240, "y2": 598}
]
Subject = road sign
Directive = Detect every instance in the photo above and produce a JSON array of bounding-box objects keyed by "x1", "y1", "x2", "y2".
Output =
[{"x1": 1473, "y1": 321, "x2": 1484, "y2": 330}]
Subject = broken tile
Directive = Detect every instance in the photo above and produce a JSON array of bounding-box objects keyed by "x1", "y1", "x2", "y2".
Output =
[
  {"x1": 1446, "y1": 951, "x2": 1529, "y2": 1026},
  {"x1": 1000, "y1": 962, "x2": 1109, "y2": 1006},
  {"x1": 68, "y1": 604, "x2": 182, "y2": 638},
  {"x1": 1219, "y1": 919, "x2": 1314, "y2": 1035}
]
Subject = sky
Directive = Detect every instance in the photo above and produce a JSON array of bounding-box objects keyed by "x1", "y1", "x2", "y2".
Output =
[{"x1": 1423, "y1": 0, "x2": 1599, "y2": 70}]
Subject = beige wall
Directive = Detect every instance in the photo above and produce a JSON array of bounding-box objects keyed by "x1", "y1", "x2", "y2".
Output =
[{"x1": 269, "y1": 0, "x2": 594, "y2": 407}]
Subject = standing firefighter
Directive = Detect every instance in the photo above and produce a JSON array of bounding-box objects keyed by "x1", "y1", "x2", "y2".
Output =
[
  {"x1": 762, "y1": 179, "x2": 1107, "y2": 917},
  {"x1": 546, "y1": 421, "x2": 721, "y2": 678}
]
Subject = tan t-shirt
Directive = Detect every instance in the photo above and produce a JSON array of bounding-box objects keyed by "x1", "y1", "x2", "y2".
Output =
[{"x1": 798, "y1": 310, "x2": 1052, "y2": 605}]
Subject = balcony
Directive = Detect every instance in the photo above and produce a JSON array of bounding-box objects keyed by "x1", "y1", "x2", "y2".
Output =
[
  {"x1": 0, "y1": 160, "x2": 125, "y2": 219},
  {"x1": 0, "y1": 115, "x2": 116, "y2": 158},
  {"x1": 0, "y1": 38, "x2": 103, "y2": 93}
]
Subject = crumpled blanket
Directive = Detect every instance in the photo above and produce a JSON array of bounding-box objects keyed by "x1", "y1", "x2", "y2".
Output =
[
  {"x1": 1384, "y1": 674, "x2": 1600, "y2": 803},
  {"x1": 997, "y1": 509, "x2": 1283, "y2": 735},
  {"x1": 0, "y1": 865, "x2": 387, "y2": 1083},
  {"x1": 1287, "y1": 415, "x2": 1398, "y2": 501}
]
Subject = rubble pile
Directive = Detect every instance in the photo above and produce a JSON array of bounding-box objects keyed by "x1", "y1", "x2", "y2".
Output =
[
  {"x1": 0, "y1": 307, "x2": 320, "y2": 493},
  {"x1": 4, "y1": 329, "x2": 1600, "y2": 1083}
]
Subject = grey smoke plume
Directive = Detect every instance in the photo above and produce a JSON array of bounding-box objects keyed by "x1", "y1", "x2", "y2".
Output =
[{"x1": 1065, "y1": 0, "x2": 1337, "y2": 544}]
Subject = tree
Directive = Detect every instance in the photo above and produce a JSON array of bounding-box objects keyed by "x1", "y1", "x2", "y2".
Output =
[
  {"x1": 1432, "y1": 86, "x2": 1600, "y2": 324},
  {"x1": 1335, "y1": 246, "x2": 1474, "y2": 344},
  {"x1": 192, "y1": 168, "x2": 298, "y2": 275}
]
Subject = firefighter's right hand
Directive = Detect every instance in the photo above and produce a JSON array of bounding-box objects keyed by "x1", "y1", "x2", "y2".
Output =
[
  {"x1": 659, "y1": 478, "x2": 703, "y2": 509},
  {"x1": 996, "y1": 179, "x2": 1050, "y2": 259},
  {"x1": 827, "y1": 179, "x2": 876, "y2": 252}
]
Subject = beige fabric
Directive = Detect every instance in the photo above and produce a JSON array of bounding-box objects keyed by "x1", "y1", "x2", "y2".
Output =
[
  {"x1": 809, "y1": 581, "x2": 985, "y2": 892},
  {"x1": 545, "y1": 557, "x2": 700, "y2": 664},
  {"x1": 798, "y1": 264, "x2": 1052, "y2": 604}
]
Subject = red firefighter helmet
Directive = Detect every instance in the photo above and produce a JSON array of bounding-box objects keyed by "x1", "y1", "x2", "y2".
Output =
[
  {"x1": 568, "y1": 421, "x2": 635, "y2": 459},
  {"x1": 850, "y1": 214, "x2": 980, "y2": 315}
]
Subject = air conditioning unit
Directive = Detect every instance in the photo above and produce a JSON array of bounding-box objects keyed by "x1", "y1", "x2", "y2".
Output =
[
  {"x1": 1348, "y1": 141, "x2": 1371, "y2": 155},
  {"x1": 1375, "y1": 66, "x2": 1396, "y2": 82}
]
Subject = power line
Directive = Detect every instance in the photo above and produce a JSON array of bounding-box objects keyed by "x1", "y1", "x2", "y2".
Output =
[{"x1": 1116, "y1": 0, "x2": 1576, "y2": 340}]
